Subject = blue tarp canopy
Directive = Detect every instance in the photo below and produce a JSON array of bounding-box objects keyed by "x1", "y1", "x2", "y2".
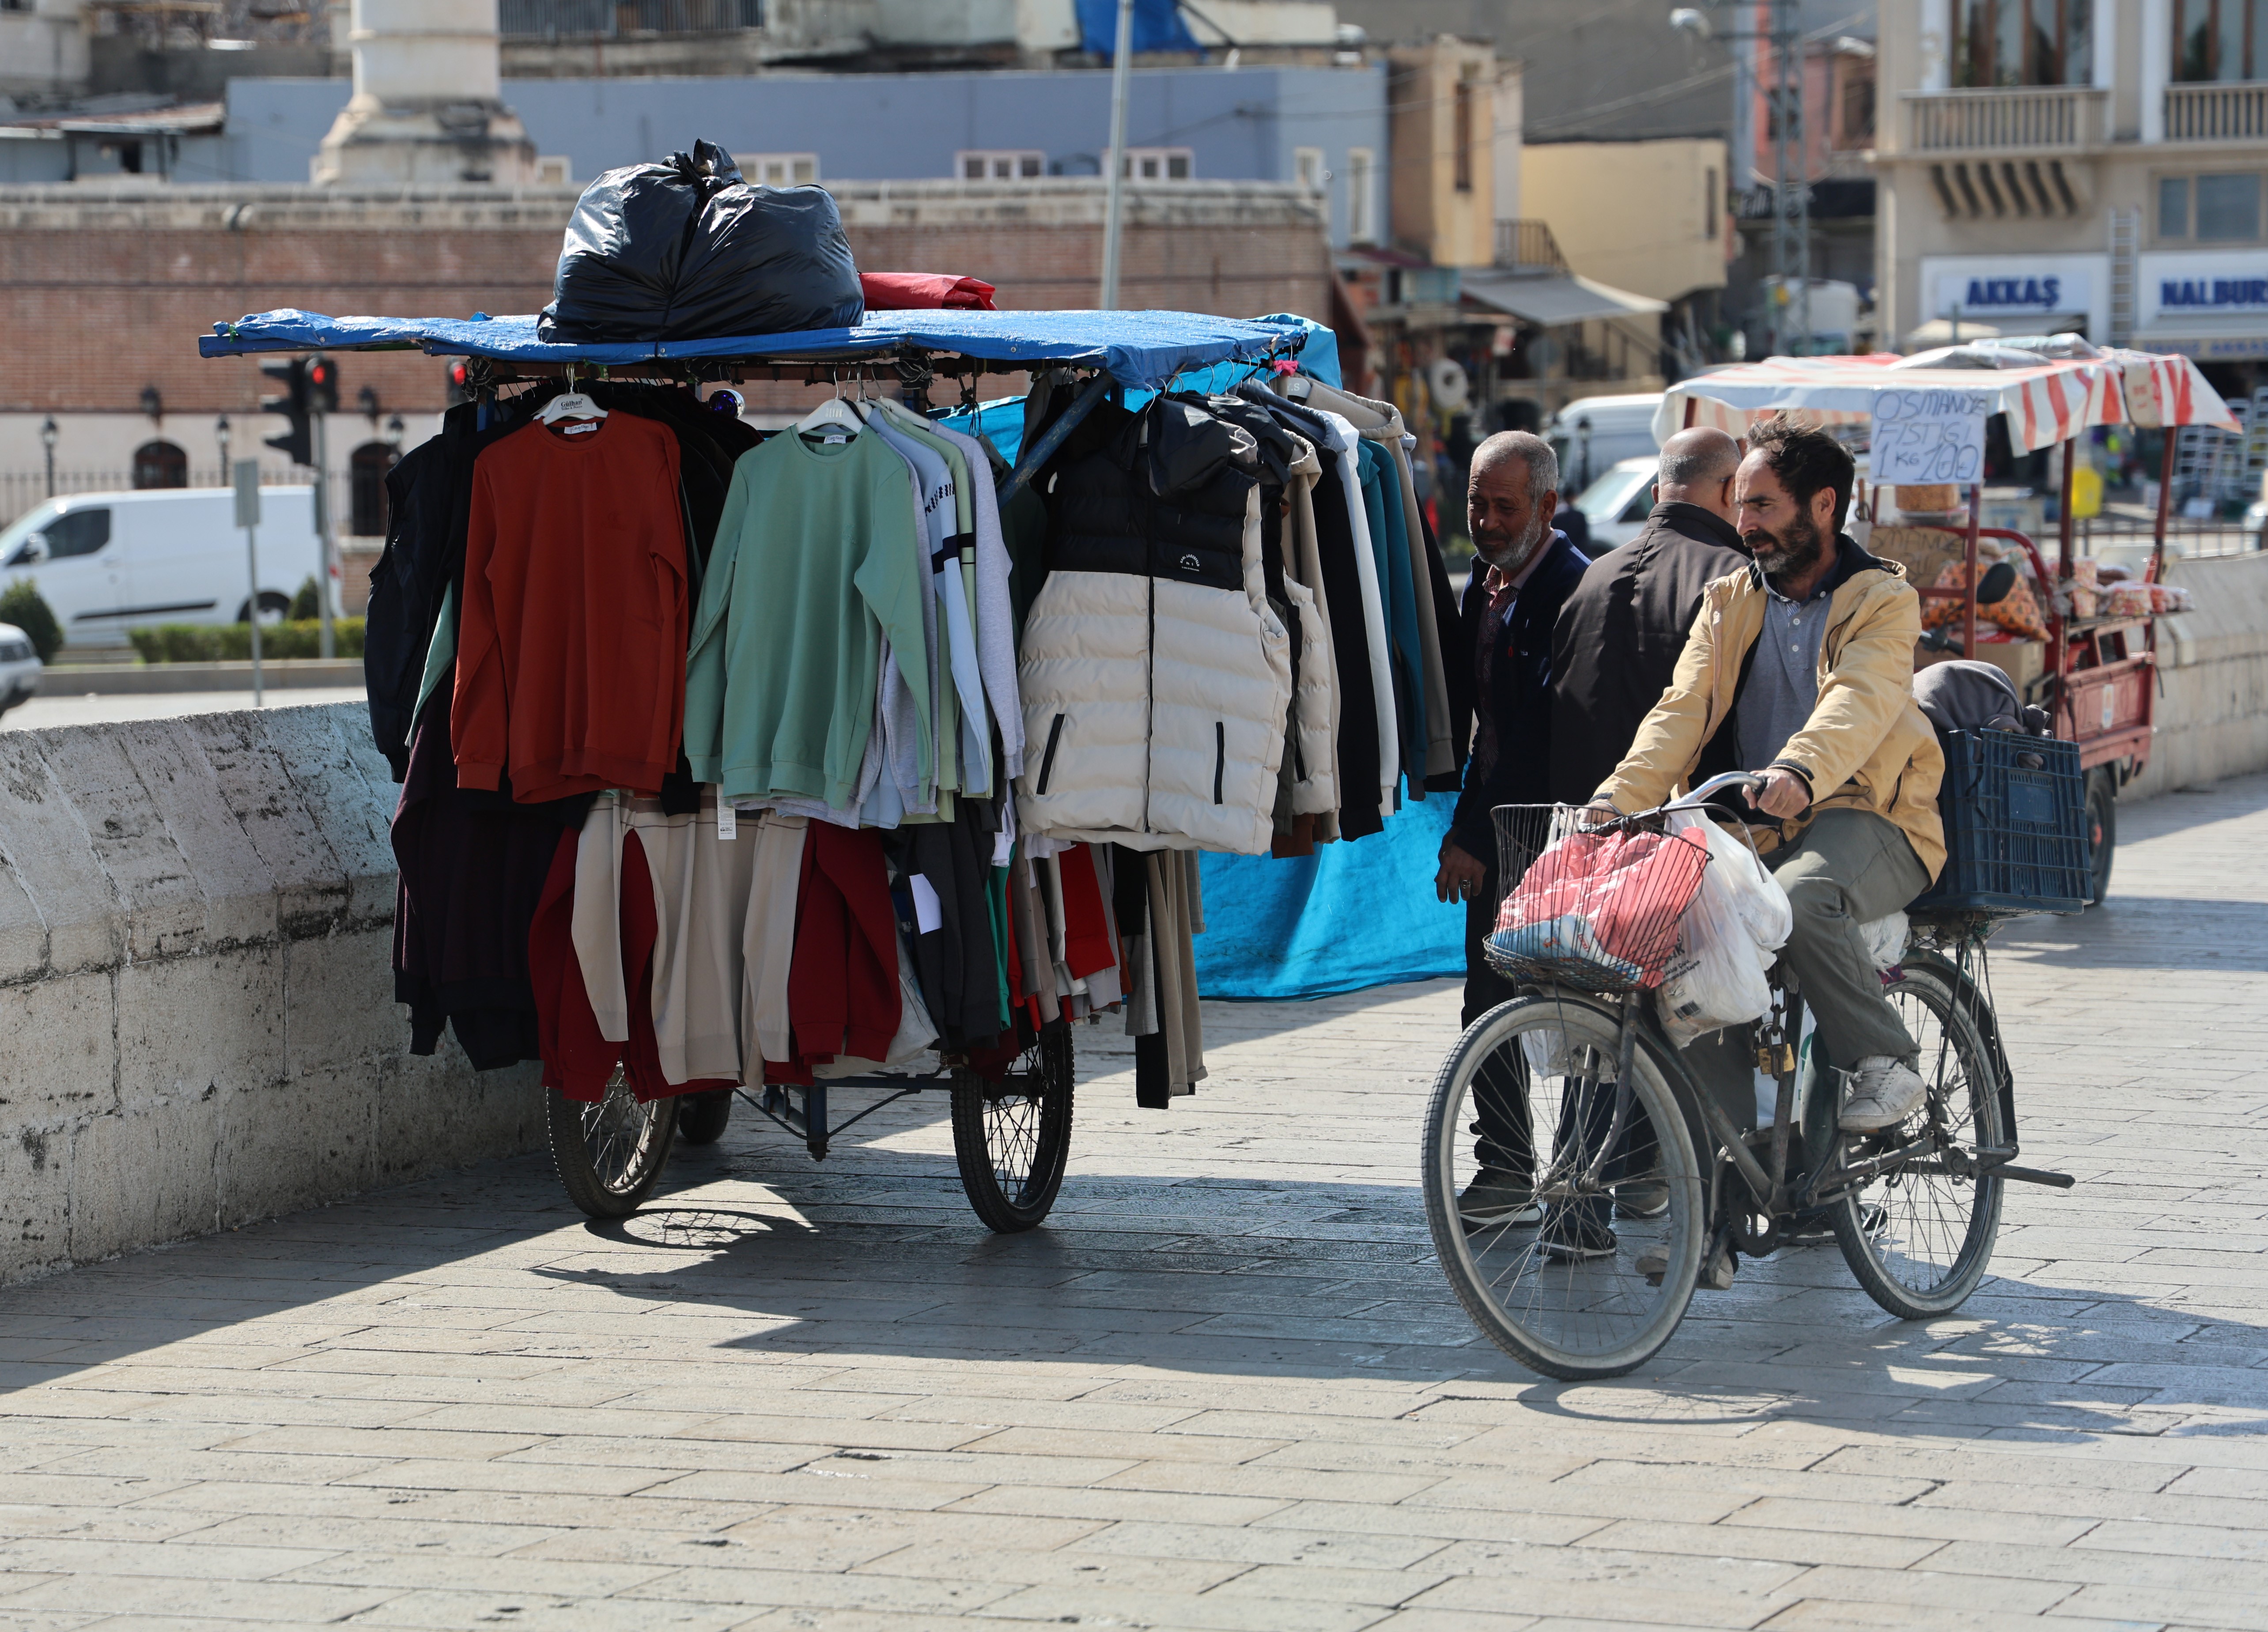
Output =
[
  {"x1": 1075, "y1": 0, "x2": 1200, "y2": 55},
  {"x1": 199, "y1": 308, "x2": 1311, "y2": 392}
]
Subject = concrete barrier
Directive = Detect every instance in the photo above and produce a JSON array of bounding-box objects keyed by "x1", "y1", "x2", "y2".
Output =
[
  {"x1": 2130, "y1": 553, "x2": 2268, "y2": 800},
  {"x1": 0, "y1": 701, "x2": 541, "y2": 1286}
]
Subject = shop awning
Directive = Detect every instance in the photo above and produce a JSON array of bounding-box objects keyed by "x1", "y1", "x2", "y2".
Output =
[
  {"x1": 199, "y1": 307, "x2": 1315, "y2": 392},
  {"x1": 1460, "y1": 270, "x2": 1667, "y2": 328},
  {"x1": 2131, "y1": 317, "x2": 2268, "y2": 362}
]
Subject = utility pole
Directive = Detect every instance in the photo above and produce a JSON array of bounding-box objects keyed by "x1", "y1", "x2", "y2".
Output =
[
  {"x1": 1099, "y1": 0, "x2": 1136, "y2": 310},
  {"x1": 1769, "y1": 0, "x2": 1811, "y2": 356},
  {"x1": 1674, "y1": 1, "x2": 1810, "y2": 356}
]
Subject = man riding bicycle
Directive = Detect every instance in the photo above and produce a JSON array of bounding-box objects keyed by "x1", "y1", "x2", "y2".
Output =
[{"x1": 1588, "y1": 416, "x2": 1947, "y2": 1176}]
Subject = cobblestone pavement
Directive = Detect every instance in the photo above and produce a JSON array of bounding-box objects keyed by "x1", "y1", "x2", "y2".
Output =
[{"x1": 2, "y1": 778, "x2": 2265, "y2": 1631}]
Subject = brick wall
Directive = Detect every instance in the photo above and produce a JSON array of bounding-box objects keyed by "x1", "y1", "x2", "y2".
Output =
[{"x1": 0, "y1": 181, "x2": 1332, "y2": 416}]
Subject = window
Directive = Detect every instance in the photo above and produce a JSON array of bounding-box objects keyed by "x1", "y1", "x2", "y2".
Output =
[
  {"x1": 132, "y1": 441, "x2": 187, "y2": 490},
  {"x1": 349, "y1": 442, "x2": 398, "y2": 538},
  {"x1": 8, "y1": 507, "x2": 111, "y2": 565},
  {"x1": 1293, "y1": 146, "x2": 1325, "y2": 193},
  {"x1": 956, "y1": 150, "x2": 1045, "y2": 181},
  {"x1": 1840, "y1": 71, "x2": 1877, "y2": 144},
  {"x1": 1453, "y1": 72, "x2": 1475, "y2": 193},
  {"x1": 1345, "y1": 146, "x2": 1376, "y2": 243},
  {"x1": 1705, "y1": 166, "x2": 1718, "y2": 238},
  {"x1": 2162, "y1": 174, "x2": 2193, "y2": 236},
  {"x1": 2174, "y1": 0, "x2": 2268, "y2": 80},
  {"x1": 2199, "y1": 172, "x2": 2262, "y2": 238},
  {"x1": 734, "y1": 152, "x2": 818, "y2": 185},
  {"x1": 1120, "y1": 147, "x2": 1193, "y2": 180},
  {"x1": 2160, "y1": 171, "x2": 2265, "y2": 238},
  {"x1": 1952, "y1": 0, "x2": 2094, "y2": 86},
  {"x1": 533, "y1": 155, "x2": 571, "y2": 185}
]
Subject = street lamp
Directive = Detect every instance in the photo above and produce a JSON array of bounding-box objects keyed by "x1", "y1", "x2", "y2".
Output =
[
  {"x1": 215, "y1": 413, "x2": 231, "y2": 485},
  {"x1": 385, "y1": 413, "x2": 404, "y2": 449},
  {"x1": 39, "y1": 416, "x2": 57, "y2": 498}
]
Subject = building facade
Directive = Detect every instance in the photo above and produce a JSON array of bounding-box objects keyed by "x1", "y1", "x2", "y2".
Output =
[{"x1": 1877, "y1": 0, "x2": 2268, "y2": 391}]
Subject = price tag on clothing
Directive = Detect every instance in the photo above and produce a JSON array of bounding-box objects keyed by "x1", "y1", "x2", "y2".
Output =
[
  {"x1": 1869, "y1": 388, "x2": 1990, "y2": 485},
  {"x1": 716, "y1": 804, "x2": 737, "y2": 841}
]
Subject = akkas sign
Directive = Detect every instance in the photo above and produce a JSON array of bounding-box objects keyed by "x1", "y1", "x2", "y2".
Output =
[{"x1": 1920, "y1": 254, "x2": 2106, "y2": 339}]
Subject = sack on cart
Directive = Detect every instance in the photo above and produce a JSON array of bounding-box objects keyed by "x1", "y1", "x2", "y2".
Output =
[
  {"x1": 540, "y1": 138, "x2": 864, "y2": 343},
  {"x1": 1486, "y1": 823, "x2": 1709, "y2": 990},
  {"x1": 1654, "y1": 811, "x2": 1792, "y2": 1049}
]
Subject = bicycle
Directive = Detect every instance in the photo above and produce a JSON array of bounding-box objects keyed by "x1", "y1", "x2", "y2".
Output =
[{"x1": 1422, "y1": 771, "x2": 2075, "y2": 1381}]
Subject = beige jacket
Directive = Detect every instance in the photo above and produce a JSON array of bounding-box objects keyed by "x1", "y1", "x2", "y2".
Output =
[{"x1": 1597, "y1": 540, "x2": 1947, "y2": 880}]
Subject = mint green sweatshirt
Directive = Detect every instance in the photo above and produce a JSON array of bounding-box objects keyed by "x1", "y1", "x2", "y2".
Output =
[{"x1": 685, "y1": 430, "x2": 931, "y2": 808}]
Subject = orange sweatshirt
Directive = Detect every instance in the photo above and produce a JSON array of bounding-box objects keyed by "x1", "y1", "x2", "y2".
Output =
[{"x1": 454, "y1": 412, "x2": 688, "y2": 804}]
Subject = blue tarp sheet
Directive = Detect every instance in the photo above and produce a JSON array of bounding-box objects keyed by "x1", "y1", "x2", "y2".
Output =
[
  {"x1": 199, "y1": 308, "x2": 1310, "y2": 392},
  {"x1": 947, "y1": 313, "x2": 1463, "y2": 1002},
  {"x1": 1075, "y1": 0, "x2": 1201, "y2": 55}
]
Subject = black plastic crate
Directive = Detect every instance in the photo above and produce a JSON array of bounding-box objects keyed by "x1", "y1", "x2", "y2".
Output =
[{"x1": 1910, "y1": 729, "x2": 2090, "y2": 916}]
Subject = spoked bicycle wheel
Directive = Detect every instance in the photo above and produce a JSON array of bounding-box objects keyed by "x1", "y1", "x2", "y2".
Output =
[
  {"x1": 952, "y1": 1022, "x2": 1074, "y2": 1233},
  {"x1": 1830, "y1": 961, "x2": 2006, "y2": 1318},
  {"x1": 1422, "y1": 994, "x2": 1705, "y2": 1380},
  {"x1": 547, "y1": 1068, "x2": 679, "y2": 1219}
]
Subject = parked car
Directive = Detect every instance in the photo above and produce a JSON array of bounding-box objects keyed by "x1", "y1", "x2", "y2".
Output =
[
  {"x1": 0, "y1": 621, "x2": 41, "y2": 715},
  {"x1": 1547, "y1": 393, "x2": 1664, "y2": 494},
  {"x1": 1569, "y1": 456, "x2": 1660, "y2": 551},
  {"x1": 0, "y1": 487, "x2": 328, "y2": 648}
]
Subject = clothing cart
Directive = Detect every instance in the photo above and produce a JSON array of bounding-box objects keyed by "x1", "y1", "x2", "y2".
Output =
[
  {"x1": 200, "y1": 306, "x2": 1315, "y2": 1232},
  {"x1": 1658, "y1": 343, "x2": 2238, "y2": 903}
]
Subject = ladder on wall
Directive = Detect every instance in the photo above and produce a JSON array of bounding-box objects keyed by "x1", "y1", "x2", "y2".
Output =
[{"x1": 2107, "y1": 206, "x2": 2139, "y2": 348}]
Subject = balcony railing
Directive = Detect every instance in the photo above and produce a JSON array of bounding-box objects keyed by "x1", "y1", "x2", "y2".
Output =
[
  {"x1": 1905, "y1": 87, "x2": 2108, "y2": 152},
  {"x1": 1493, "y1": 219, "x2": 1568, "y2": 273},
  {"x1": 2165, "y1": 81, "x2": 2268, "y2": 141},
  {"x1": 499, "y1": 0, "x2": 763, "y2": 39}
]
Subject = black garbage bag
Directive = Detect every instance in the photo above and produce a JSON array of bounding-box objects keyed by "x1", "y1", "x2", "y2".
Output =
[{"x1": 538, "y1": 139, "x2": 863, "y2": 343}]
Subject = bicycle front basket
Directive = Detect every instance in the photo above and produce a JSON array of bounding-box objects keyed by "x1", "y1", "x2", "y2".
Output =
[{"x1": 1484, "y1": 804, "x2": 1711, "y2": 994}]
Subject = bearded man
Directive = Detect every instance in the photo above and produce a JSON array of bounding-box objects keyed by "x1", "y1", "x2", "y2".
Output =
[
  {"x1": 1592, "y1": 416, "x2": 1947, "y2": 1152},
  {"x1": 1435, "y1": 431, "x2": 1592, "y2": 1025}
]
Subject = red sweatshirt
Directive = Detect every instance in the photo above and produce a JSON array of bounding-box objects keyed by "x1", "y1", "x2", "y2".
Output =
[{"x1": 454, "y1": 413, "x2": 687, "y2": 804}]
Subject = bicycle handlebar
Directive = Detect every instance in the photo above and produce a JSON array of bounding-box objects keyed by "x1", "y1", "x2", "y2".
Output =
[{"x1": 1664, "y1": 771, "x2": 1765, "y2": 813}]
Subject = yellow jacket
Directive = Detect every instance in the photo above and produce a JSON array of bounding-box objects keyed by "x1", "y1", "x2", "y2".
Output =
[{"x1": 1595, "y1": 537, "x2": 1947, "y2": 880}]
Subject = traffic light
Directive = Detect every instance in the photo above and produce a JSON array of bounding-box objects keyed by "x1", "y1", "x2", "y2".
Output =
[
  {"x1": 305, "y1": 352, "x2": 339, "y2": 415},
  {"x1": 261, "y1": 357, "x2": 311, "y2": 467},
  {"x1": 444, "y1": 359, "x2": 472, "y2": 406}
]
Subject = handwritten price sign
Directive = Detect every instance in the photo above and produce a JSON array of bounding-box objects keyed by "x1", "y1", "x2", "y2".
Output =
[{"x1": 1870, "y1": 388, "x2": 1990, "y2": 485}]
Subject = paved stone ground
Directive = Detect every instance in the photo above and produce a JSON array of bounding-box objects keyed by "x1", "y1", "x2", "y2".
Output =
[{"x1": 1, "y1": 778, "x2": 2265, "y2": 1631}]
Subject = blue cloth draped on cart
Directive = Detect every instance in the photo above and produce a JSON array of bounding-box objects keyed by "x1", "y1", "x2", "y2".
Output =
[{"x1": 949, "y1": 316, "x2": 1463, "y2": 1001}]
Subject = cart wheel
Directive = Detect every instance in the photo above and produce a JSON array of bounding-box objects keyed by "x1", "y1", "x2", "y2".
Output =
[
  {"x1": 547, "y1": 1069, "x2": 678, "y2": 1219},
  {"x1": 676, "y1": 1088, "x2": 733, "y2": 1147},
  {"x1": 951, "y1": 1023, "x2": 1074, "y2": 1233},
  {"x1": 2085, "y1": 769, "x2": 2117, "y2": 906}
]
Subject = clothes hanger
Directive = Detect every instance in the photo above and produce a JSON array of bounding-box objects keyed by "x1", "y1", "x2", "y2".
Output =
[
  {"x1": 537, "y1": 364, "x2": 607, "y2": 425},
  {"x1": 796, "y1": 371, "x2": 862, "y2": 436}
]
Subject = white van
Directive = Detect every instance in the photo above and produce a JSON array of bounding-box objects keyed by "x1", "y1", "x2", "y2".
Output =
[
  {"x1": 0, "y1": 487, "x2": 328, "y2": 648},
  {"x1": 1547, "y1": 393, "x2": 1665, "y2": 494}
]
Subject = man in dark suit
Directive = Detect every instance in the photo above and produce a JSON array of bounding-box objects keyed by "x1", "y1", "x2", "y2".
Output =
[
  {"x1": 1551, "y1": 426, "x2": 1750, "y2": 804},
  {"x1": 1434, "y1": 431, "x2": 1591, "y2": 1232},
  {"x1": 1436, "y1": 431, "x2": 1591, "y2": 1020}
]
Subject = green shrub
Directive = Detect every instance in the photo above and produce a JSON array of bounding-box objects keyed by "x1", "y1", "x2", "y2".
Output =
[
  {"x1": 289, "y1": 575, "x2": 322, "y2": 621},
  {"x1": 0, "y1": 579, "x2": 63, "y2": 662},
  {"x1": 128, "y1": 618, "x2": 365, "y2": 664}
]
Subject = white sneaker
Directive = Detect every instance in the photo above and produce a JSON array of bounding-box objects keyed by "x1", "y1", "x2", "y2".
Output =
[{"x1": 1840, "y1": 1056, "x2": 1928, "y2": 1131}]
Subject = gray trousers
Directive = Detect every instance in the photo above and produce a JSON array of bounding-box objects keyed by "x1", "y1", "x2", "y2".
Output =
[{"x1": 1687, "y1": 807, "x2": 1930, "y2": 1137}]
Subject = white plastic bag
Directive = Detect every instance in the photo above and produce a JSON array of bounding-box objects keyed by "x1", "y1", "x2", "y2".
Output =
[
  {"x1": 1655, "y1": 811, "x2": 1793, "y2": 1049},
  {"x1": 1858, "y1": 909, "x2": 1909, "y2": 970}
]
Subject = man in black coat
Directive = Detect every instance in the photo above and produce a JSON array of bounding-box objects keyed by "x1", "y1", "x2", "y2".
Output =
[
  {"x1": 1550, "y1": 426, "x2": 1749, "y2": 804},
  {"x1": 1436, "y1": 431, "x2": 1591, "y2": 1024}
]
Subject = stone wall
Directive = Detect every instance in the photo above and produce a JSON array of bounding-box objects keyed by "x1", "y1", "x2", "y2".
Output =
[
  {"x1": 2128, "y1": 553, "x2": 2268, "y2": 801},
  {"x1": 0, "y1": 701, "x2": 541, "y2": 1285}
]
